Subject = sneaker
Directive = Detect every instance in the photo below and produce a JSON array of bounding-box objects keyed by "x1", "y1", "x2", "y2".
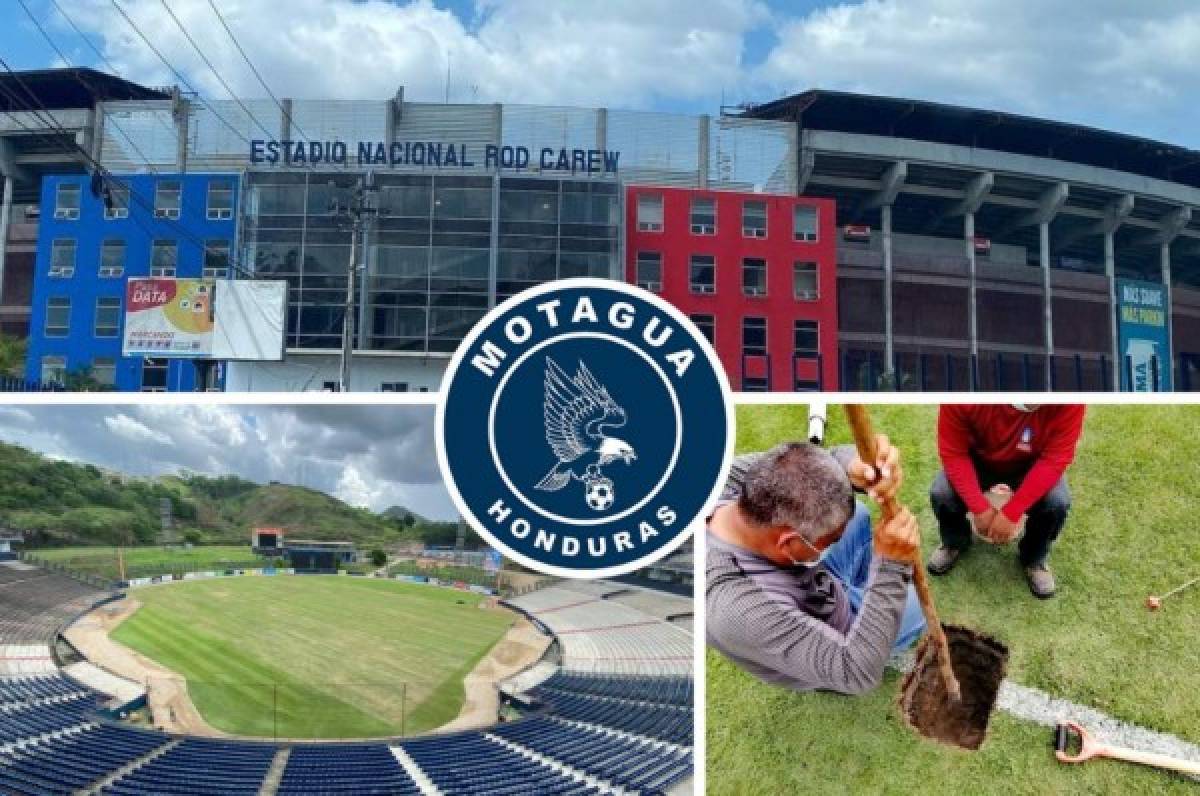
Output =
[
  {"x1": 1024, "y1": 564, "x2": 1056, "y2": 598},
  {"x1": 926, "y1": 546, "x2": 961, "y2": 576}
]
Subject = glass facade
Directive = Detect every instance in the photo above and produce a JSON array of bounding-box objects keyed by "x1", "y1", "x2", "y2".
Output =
[{"x1": 243, "y1": 172, "x2": 620, "y2": 354}]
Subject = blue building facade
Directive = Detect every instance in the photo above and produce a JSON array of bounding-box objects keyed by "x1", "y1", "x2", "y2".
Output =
[{"x1": 25, "y1": 173, "x2": 239, "y2": 391}]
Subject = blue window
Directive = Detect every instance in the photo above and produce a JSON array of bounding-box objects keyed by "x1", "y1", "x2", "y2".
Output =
[
  {"x1": 207, "y1": 180, "x2": 234, "y2": 220},
  {"x1": 45, "y1": 297, "x2": 70, "y2": 337},
  {"x1": 100, "y1": 240, "x2": 125, "y2": 278},
  {"x1": 54, "y1": 183, "x2": 80, "y2": 219},
  {"x1": 94, "y1": 297, "x2": 121, "y2": 338},
  {"x1": 49, "y1": 239, "x2": 76, "y2": 278},
  {"x1": 151, "y1": 240, "x2": 177, "y2": 277}
]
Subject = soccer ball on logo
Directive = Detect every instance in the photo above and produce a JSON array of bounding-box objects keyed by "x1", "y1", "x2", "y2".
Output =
[{"x1": 584, "y1": 476, "x2": 616, "y2": 512}]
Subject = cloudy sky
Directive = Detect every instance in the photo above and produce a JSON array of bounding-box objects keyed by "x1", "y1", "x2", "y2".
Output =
[
  {"x1": 5, "y1": 1, "x2": 1200, "y2": 147},
  {"x1": 0, "y1": 404, "x2": 455, "y2": 518}
]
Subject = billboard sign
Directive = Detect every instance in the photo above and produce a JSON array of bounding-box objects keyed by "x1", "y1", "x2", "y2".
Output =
[
  {"x1": 122, "y1": 279, "x2": 287, "y2": 361},
  {"x1": 483, "y1": 550, "x2": 503, "y2": 573},
  {"x1": 212, "y1": 280, "x2": 287, "y2": 361},
  {"x1": 122, "y1": 278, "x2": 215, "y2": 357},
  {"x1": 1116, "y1": 279, "x2": 1172, "y2": 392}
]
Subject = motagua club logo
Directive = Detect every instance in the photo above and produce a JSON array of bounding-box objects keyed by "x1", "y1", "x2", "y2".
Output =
[{"x1": 436, "y1": 278, "x2": 733, "y2": 578}]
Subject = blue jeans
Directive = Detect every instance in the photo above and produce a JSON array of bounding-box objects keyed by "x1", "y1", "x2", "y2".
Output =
[{"x1": 821, "y1": 502, "x2": 927, "y2": 653}]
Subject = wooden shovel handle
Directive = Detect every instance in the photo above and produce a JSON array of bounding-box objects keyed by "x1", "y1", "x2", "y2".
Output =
[
  {"x1": 843, "y1": 405, "x2": 962, "y2": 702},
  {"x1": 1100, "y1": 746, "x2": 1200, "y2": 777}
]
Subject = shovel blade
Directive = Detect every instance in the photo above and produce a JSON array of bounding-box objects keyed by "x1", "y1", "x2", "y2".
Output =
[{"x1": 900, "y1": 624, "x2": 1009, "y2": 750}]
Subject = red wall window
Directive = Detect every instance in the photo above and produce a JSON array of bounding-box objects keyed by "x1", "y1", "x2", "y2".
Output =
[{"x1": 626, "y1": 186, "x2": 838, "y2": 391}]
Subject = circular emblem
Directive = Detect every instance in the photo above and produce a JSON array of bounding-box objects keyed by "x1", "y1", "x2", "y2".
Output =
[{"x1": 436, "y1": 278, "x2": 733, "y2": 578}]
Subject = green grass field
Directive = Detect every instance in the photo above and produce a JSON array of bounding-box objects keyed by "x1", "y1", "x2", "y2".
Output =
[
  {"x1": 28, "y1": 545, "x2": 267, "y2": 581},
  {"x1": 708, "y1": 404, "x2": 1200, "y2": 795},
  {"x1": 111, "y1": 576, "x2": 514, "y2": 739}
]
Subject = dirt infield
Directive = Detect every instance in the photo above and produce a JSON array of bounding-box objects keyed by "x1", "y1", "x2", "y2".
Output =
[
  {"x1": 433, "y1": 608, "x2": 552, "y2": 734},
  {"x1": 64, "y1": 595, "x2": 226, "y2": 737}
]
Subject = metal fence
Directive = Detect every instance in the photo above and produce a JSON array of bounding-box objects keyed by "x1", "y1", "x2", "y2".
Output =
[
  {"x1": 0, "y1": 376, "x2": 66, "y2": 392},
  {"x1": 100, "y1": 99, "x2": 797, "y2": 193},
  {"x1": 141, "y1": 677, "x2": 413, "y2": 741},
  {"x1": 834, "y1": 350, "x2": 1186, "y2": 392}
]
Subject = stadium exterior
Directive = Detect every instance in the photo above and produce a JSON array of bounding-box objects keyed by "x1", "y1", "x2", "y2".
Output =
[
  {"x1": 3, "y1": 69, "x2": 1200, "y2": 390},
  {"x1": 746, "y1": 91, "x2": 1200, "y2": 391}
]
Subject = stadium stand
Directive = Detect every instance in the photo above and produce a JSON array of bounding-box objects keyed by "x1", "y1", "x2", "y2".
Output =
[
  {"x1": 0, "y1": 723, "x2": 168, "y2": 795},
  {"x1": 505, "y1": 584, "x2": 693, "y2": 675},
  {"x1": 0, "y1": 562, "x2": 694, "y2": 795},
  {"x1": 105, "y1": 737, "x2": 279, "y2": 796},
  {"x1": 276, "y1": 743, "x2": 420, "y2": 795},
  {"x1": 402, "y1": 729, "x2": 595, "y2": 795},
  {"x1": 491, "y1": 716, "x2": 693, "y2": 794}
]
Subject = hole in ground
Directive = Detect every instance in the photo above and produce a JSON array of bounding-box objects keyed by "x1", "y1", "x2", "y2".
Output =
[{"x1": 899, "y1": 624, "x2": 1009, "y2": 750}]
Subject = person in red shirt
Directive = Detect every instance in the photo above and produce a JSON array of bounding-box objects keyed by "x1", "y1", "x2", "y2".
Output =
[{"x1": 927, "y1": 404, "x2": 1086, "y2": 598}]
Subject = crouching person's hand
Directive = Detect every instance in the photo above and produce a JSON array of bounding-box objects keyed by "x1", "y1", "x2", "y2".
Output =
[{"x1": 873, "y1": 506, "x2": 920, "y2": 564}]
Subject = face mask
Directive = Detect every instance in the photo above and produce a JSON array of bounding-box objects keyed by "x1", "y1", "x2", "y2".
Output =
[{"x1": 781, "y1": 533, "x2": 822, "y2": 569}]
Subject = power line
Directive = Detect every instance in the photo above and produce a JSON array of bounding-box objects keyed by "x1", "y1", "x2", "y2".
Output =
[
  {"x1": 206, "y1": 0, "x2": 312, "y2": 144},
  {"x1": 107, "y1": 0, "x2": 251, "y2": 146},
  {"x1": 157, "y1": 0, "x2": 276, "y2": 142},
  {"x1": 44, "y1": 0, "x2": 179, "y2": 142},
  {"x1": 0, "y1": 56, "x2": 256, "y2": 279},
  {"x1": 16, "y1": 0, "x2": 160, "y2": 174}
]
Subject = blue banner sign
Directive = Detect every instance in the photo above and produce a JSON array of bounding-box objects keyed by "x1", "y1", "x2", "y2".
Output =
[
  {"x1": 250, "y1": 140, "x2": 620, "y2": 174},
  {"x1": 1116, "y1": 278, "x2": 1172, "y2": 392}
]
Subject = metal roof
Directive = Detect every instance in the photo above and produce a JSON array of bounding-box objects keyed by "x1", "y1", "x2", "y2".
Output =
[
  {"x1": 744, "y1": 90, "x2": 1200, "y2": 190},
  {"x1": 0, "y1": 68, "x2": 168, "y2": 111}
]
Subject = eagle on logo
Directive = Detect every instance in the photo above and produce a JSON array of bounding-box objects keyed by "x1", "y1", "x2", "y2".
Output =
[{"x1": 535, "y1": 359, "x2": 636, "y2": 509}]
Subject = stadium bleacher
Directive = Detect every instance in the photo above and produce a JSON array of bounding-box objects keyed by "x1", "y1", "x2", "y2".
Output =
[
  {"x1": 491, "y1": 716, "x2": 693, "y2": 794},
  {"x1": 402, "y1": 729, "x2": 595, "y2": 795},
  {"x1": 0, "y1": 562, "x2": 694, "y2": 795},
  {"x1": 105, "y1": 737, "x2": 279, "y2": 796},
  {"x1": 505, "y1": 585, "x2": 693, "y2": 675},
  {"x1": 277, "y1": 743, "x2": 420, "y2": 796}
]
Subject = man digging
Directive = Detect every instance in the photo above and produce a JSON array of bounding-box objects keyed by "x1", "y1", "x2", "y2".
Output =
[
  {"x1": 927, "y1": 404, "x2": 1086, "y2": 598},
  {"x1": 706, "y1": 438, "x2": 926, "y2": 695}
]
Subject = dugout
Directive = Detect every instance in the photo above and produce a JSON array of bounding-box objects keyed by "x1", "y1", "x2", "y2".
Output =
[{"x1": 283, "y1": 540, "x2": 356, "y2": 574}]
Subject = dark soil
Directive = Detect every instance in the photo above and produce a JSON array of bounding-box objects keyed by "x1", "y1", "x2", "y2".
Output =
[{"x1": 900, "y1": 623, "x2": 1009, "y2": 750}]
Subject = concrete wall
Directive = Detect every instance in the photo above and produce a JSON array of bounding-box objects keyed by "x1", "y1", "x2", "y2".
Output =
[{"x1": 224, "y1": 351, "x2": 447, "y2": 392}]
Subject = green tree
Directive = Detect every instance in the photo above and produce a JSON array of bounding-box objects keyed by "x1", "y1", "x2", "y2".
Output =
[
  {"x1": 182, "y1": 530, "x2": 203, "y2": 545},
  {"x1": 369, "y1": 548, "x2": 387, "y2": 568},
  {"x1": 0, "y1": 334, "x2": 25, "y2": 377},
  {"x1": 63, "y1": 366, "x2": 112, "y2": 392}
]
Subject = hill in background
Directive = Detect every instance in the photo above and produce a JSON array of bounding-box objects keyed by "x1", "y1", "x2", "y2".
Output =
[{"x1": 0, "y1": 441, "x2": 471, "y2": 549}]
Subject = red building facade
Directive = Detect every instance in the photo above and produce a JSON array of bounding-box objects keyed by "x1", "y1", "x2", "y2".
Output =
[{"x1": 624, "y1": 186, "x2": 838, "y2": 391}]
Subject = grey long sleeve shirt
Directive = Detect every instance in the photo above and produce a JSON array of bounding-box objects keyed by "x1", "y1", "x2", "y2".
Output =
[{"x1": 705, "y1": 451, "x2": 914, "y2": 695}]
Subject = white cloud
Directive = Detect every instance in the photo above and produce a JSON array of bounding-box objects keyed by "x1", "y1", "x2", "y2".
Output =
[
  {"x1": 42, "y1": 1, "x2": 1200, "y2": 146},
  {"x1": 753, "y1": 0, "x2": 1200, "y2": 144},
  {"x1": 334, "y1": 463, "x2": 383, "y2": 509},
  {"x1": 104, "y1": 413, "x2": 173, "y2": 446},
  {"x1": 0, "y1": 406, "x2": 454, "y2": 518},
  {"x1": 55, "y1": 0, "x2": 766, "y2": 109},
  {"x1": 0, "y1": 407, "x2": 35, "y2": 426}
]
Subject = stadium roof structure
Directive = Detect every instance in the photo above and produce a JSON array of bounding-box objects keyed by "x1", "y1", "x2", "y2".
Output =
[
  {"x1": 0, "y1": 68, "x2": 168, "y2": 111},
  {"x1": 745, "y1": 90, "x2": 1200, "y2": 191},
  {"x1": 741, "y1": 89, "x2": 1200, "y2": 278}
]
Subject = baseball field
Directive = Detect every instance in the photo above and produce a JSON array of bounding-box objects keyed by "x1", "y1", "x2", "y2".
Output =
[
  {"x1": 111, "y1": 575, "x2": 514, "y2": 739},
  {"x1": 708, "y1": 404, "x2": 1200, "y2": 794}
]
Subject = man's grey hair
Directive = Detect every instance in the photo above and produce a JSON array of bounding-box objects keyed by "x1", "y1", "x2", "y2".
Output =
[{"x1": 738, "y1": 443, "x2": 854, "y2": 541}]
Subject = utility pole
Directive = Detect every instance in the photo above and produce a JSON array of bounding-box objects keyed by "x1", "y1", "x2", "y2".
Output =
[{"x1": 332, "y1": 174, "x2": 378, "y2": 392}]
